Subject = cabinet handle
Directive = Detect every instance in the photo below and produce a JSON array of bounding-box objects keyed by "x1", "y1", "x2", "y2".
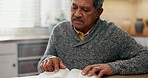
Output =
[{"x1": 13, "y1": 64, "x2": 16, "y2": 67}]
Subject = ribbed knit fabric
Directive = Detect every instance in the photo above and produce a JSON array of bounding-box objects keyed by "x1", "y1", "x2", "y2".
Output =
[{"x1": 38, "y1": 19, "x2": 148, "y2": 75}]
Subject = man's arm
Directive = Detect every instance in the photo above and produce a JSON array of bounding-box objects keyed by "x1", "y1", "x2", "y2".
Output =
[
  {"x1": 82, "y1": 26, "x2": 148, "y2": 77},
  {"x1": 37, "y1": 55, "x2": 57, "y2": 72},
  {"x1": 38, "y1": 25, "x2": 66, "y2": 72},
  {"x1": 106, "y1": 26, "x2": 148, "y2": 75},
  {"x1": 108, "y1": 36, "x2": 148, "y2": 75}
]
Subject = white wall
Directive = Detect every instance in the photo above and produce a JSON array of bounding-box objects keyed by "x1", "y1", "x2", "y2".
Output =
[
  {"x1": 101, "y1": 0, "x2": 148, "y2": 26},
  {"x1": 136, "y1": 0, "x2": 148, "y2": 19}
]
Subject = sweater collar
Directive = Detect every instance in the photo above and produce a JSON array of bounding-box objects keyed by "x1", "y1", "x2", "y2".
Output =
[
  {"x1": 73, "y1": 25, "x2": 94, "y2": 40},
  {"x1": 70, "y1": 18, "x2": 108, "y2": 47}
]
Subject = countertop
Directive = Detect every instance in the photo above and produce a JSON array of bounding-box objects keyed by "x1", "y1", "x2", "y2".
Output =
[
  {"x1": 13, "y1": 76, "x2": 37, "y2": 78},
  {"x1": 0, "y1": 35, "x2": 49, "y2": 42},
  {"x1": 131, "y1": 34, "x2": 148, "y2": 37}
]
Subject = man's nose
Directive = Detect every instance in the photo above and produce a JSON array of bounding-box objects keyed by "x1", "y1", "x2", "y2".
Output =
[{"x1": 74, "y1": 9, "x2": 82, "y2": 17}]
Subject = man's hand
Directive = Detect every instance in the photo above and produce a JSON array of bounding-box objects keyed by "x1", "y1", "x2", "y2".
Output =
[
  {"x1": 40, "y1": 57, "x2": 66, "y2": 72},
  {"x1": 81, "y1": 64, "x2": 112, "y2": 78}
]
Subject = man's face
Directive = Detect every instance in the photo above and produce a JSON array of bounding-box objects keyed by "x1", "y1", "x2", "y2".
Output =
[{"x1": 71, "y1": 0, "x2": 103, "y2": 33}]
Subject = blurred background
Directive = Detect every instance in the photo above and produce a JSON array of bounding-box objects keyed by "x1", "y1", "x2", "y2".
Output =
[{"x1": 0, "y1": 0, "x2": 148, "y2": 78}]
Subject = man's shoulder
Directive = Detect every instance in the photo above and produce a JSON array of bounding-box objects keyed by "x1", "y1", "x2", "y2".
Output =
[
  {"x1": 105, "y1": 21, "x2": 131, "y2": 38},
  {"x1": 52, "y1": 20, "x2": 71, "y2": 33},
  {"x1": 55, "y1": 20, "x2": 71, "y2": 28},
  {"x1": 99, "y1": 19, "x2": 117, "y2": 29},
  {"x1": 105, "y1": 21, "x2": 124, "y2": 32}
]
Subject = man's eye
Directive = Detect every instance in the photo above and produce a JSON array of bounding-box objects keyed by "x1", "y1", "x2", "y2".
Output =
[
  {"x1": 71, "y1": 4, "x2": 77, "y2": 10},
  {"x1": 83, "y1": 8, "x2": 89, "y2": 12},
  {"x1": 72, "y1": 6, "x2": 77, "y2": 10}
]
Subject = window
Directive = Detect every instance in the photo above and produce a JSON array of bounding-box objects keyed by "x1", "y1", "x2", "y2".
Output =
[
  {"x1": 41, "y1": 0, "x2": 71, "y2": 27},
  {"x1": 0, "y1": 0, "x2": 71, "y2": 28},
  {"x1": 0, "y1": 0, "x2": 21, "y2": 28},
  {"x1": 20, "y1": 0, "x2": 41, "y2": 27}
]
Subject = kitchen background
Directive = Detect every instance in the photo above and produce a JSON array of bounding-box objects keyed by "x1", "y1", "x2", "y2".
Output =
[
  {"x1": 102, "y1": 0, "x2": 148, "y2": 35},
  {"x1": 0, "y1": 0, "x2": 148, "y2": 78}
]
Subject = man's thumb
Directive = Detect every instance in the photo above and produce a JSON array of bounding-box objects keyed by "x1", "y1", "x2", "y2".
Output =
[{"x1": 60, "y1": 60, "x2": 66, "y2": 69}]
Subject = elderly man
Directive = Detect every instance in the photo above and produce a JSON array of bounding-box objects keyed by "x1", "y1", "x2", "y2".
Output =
[{"x1": 38, "y1": 0, "x2": 148, "y2": 78}]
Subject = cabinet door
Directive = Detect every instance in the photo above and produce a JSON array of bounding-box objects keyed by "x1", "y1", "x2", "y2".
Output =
[
  {"x1": 133, "y1": 37, "x2": 146, "y2": 46},
  {"x1": 0, "y1": 55, "x2": 17, "y2": 78},
  {"x1": 0, "y1": 43, "x2": 16, "y2": 54},
  {"x1": 145, "y1": 37, "x2": 148, "y2": 48}
]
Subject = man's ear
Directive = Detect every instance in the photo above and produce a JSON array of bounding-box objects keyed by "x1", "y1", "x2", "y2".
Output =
[{"x1": 97, "y1": 8, "x2": 103, "y2": 17}]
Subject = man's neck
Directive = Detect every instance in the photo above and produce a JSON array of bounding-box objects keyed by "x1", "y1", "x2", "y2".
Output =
[
  {"x1": 74, "y1": 26, "x2": 94, "y2": 40},
  {"x1": 75, "y1": 26, "x2": 94, "y2": 34}
]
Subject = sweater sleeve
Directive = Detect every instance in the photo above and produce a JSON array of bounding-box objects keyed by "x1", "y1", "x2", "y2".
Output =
[
  {"x1": 108, "y1": 27, "x2": 148, "y2": 75},
  {"x1": 37, "y1": 25, "x2": 59, "y2": 72}
]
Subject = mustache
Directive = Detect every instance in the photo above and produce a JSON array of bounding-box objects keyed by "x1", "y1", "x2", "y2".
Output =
[{"x1": 72, "y1": 16, "x2": 84, "y2": 22}]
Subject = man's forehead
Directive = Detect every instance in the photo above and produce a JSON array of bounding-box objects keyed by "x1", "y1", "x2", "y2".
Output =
[{"x1": 72, "y1": 0, "x2": 93, "y2": 7}]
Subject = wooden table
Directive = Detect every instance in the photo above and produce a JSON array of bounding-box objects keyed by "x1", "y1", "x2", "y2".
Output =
[
  {"x1": 104, "y1": 74, "x2": 148, "y2": 78},
  {"x1": 14, "y1": 74, "x2": 148, "y2": 78}
]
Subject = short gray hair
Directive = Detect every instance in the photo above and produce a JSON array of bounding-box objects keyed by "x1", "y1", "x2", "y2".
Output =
[{"x1": 93, "y1": 0, "x2": 104, "y2": 9}]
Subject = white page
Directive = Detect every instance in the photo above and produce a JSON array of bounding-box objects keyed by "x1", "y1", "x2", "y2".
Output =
[
  {"x1": 65, "y1": 69, "x2": 80, "y2": 78},
  {"x1": 38, "y1": 68, "x2": 97, "y2": 78},
  {"x1": 38, "y1": 68, "x2": 69, "y2": 78},
  {"x1": 65, "y1": 69, "x2": 97, "y2": 78}
]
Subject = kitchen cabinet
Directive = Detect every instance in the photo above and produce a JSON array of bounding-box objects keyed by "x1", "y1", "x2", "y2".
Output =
[
  {"x1": 17, "y1": 39, "x2": 48, "y2": 76},
  {"x1": 0, "y1": 42, "x2": 18, "y2": 78},
  {"x1": 0, "y1": 38, "x2": 48, "y2": 78},
  {"x1": 0, "y1": 55, "x2": 17, "y2": 78},
  {"x1": 133, "y1": 36, "x2": 148, "y2": 48},
  {"x1": 145, "y1": 37, "x2": 148, "y2": 47}
]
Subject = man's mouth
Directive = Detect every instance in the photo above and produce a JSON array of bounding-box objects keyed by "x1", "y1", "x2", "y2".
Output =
[{"x1": 73, "y1": 19, "x2": 84, "y2": 24}]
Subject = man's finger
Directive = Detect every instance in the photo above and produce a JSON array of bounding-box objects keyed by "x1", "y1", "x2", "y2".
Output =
[
  {"x1": 42, "y1": 60, "x2": 48, "y2": 71},
  {"x1": 40, "y1": 62, "x2": 44, "y2": 72},
  {"x1": 46, "y1": 60, "x2": 53, "y2": 72},
  {"x1": 60, "y1": 60, "x2": 66, "y2": 69},
  {"x1": 87, "y1": 66, "x2": 100, "y2": 77},
  {"x1": 97, "y1": 69, "x2": 106, "y2": 78},
  {"x1": 82, "y1": 65, "x2": 93, "y2": 75},
  {"x1": 52, "y1": 58, "x2": 60, "y2": 72}
]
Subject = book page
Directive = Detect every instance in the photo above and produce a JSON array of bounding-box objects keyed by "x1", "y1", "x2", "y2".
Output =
[
  {"x1": 65, "y1": 69, "x2": 97, "y2": 78},
  {"x1": 38, "y1": 68, "x2": 69, "y2": 78},
  {"x1": 65, "y1": 69, "x2": 80, "y2": 78},
  {"x1": 38, "y1": 68, "x2": 97, "y2": 78}
]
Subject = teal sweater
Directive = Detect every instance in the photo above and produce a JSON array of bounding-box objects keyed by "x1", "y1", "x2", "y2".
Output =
[{"x1": 38, "y1": 19, "x2": 148, "y2": 75}]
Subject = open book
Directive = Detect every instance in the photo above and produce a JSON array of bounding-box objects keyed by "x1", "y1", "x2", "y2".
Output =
[{"x1": 38, "y1": 68, "x2": 97, "y2": 78}]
